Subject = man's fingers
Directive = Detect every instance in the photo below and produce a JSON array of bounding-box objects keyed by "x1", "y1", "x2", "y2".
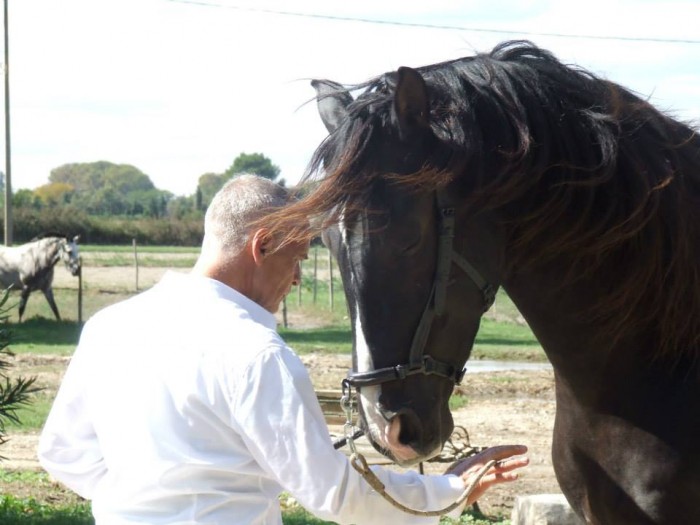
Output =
[
  {"x1": 450, "y1": 445, "x2": 530, "y2": 506},
  {"x1": 444, "y1": 444, "x2": 529, "y2": 476},
  {"x1": 479, "y1": 470, "x2": 521, "y2": 486},
  {"x1": 492, "y1": 456, "x2": 530, "y2": 472},
  {"x1": 481, "y1": 444, "x2": 529, "y2": 461},
  {"x1": 462, "y1": 466, "x2": 525, "y2": 506}
]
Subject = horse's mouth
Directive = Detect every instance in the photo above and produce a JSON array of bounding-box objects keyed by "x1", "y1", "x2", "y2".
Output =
[
  {"x1": 360, "y1": 404, "x2": 435, "y2": 466},
  {"x1": 362, "y1": 422, "x2": 428, "y2": 467}
]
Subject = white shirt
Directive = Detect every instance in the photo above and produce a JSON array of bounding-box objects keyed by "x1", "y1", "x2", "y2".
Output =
[{"x1": 38, "y1": 271, "x2": 466, "y2": 524}]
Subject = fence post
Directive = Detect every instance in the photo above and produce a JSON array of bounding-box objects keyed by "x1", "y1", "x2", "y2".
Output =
[
  {"x1": 133, "y1": 238, "x2": 139, "y2": 292},
  {"x1": 312, "y1": 246, "x2": 318, "y2": 304},
  {"x1": 282, "y1": 295, "x2": 288, "y2": 328},
  {"x1": 77, "y1": 259, "x2": 83, "y2": 324},
  {"x1": 328, "y1": 248, "x2": 334, "y2": 311},
  {"x1": 296, "y1": 257, "x2": 302, "y2": 306}
]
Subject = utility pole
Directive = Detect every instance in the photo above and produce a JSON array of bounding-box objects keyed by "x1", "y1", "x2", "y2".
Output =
[{"x1": 3, "y1": 0, "x2": 11, "y2": 246}]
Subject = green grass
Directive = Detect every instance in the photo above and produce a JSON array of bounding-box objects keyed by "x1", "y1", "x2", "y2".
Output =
[
  {"x1": 449, "y1": 394, "x2": 469, "y2": 411},
  {"x1": 7, "y1": 319, "x2": 82, "y2": 356},
  {"x1": 279, "y1": 326, "x2": 352, "y2": 355},
  {"x1": 0, "y1": 496, "x2": 93, "y2": 525},
  {"x1": 471, "y1": 318, "x2": 544, "y2": 362},
  {"x1": 0, "y1": 474, "x2": 506, "y2": 525},
  {"x1": 10, "y1": 307, "x2": 544, "y2": 360},
  {"x1": 7, "y1": 288, "x2": 134, "y2": 327},
  {"x1": 79, "y1": 245, "x2": 199, "y2": 253},
  {"x1": 0, "y1": 472, "x2": 91, "y2": 525},
  {"x1": 81, "y1": 254, "x2": 198, "y2": 267},
  {"x1": 476, "y1": 318, "x2": 536, "y2": 346},
  {"x1": 6, "y1": 393, "x2": 53, "y2": 432},
  {"x1": 0, "y1": 496, "x2": 508, "y2": 525},
  {"x1": 78, "y1": 243, "x2": 200, "y2": 268}
]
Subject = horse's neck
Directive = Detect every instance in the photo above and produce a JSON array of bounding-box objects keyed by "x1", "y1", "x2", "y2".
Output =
[
  {"x1": 26, "y1": 239, "x2": 61, "y2": 276},
  {"x1": 503, "y1": 267, "x2": 631, "y2": 382}
]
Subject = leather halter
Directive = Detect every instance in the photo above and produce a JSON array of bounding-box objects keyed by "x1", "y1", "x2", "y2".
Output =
[{"x1": 344, "y1": 188, "x2": 496, "y2": 389}]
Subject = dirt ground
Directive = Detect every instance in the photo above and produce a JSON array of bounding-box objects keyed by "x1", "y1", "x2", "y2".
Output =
[{"x1": 2, "y1": 352, "x2": 559, "y2": 518}]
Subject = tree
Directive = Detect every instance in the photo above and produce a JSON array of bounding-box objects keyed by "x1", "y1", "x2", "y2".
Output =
[
  {"x1": 48, "y1": 161, "x2": 170, "y2": 217},
  {"x1": 12, "y1": 189, "x2": 42, "y2": 210},
  {"x1": 34, "y1": 182, "x2": 75, "y2": 206},
  {"x1": 223, "y1": 152, "x2": 280, "y2": 181},
  {"x1": 196, "y1": 172, "x2": 224, "y2": 209},
  {"x1": 0, "y1": 289, "x2": 38, "y2": 457},
  {"x1": 195, "y1": 187, "x2": 203, "y2": 212},
  {"x1": 167, "y1": 195, "x2": 198, "y2": 220}
]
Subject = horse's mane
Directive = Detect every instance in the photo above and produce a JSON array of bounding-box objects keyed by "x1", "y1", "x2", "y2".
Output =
[
  {"x1": 273, "y1": 40, "x2": 700, "y2": 359},
  {"x1": 30, "y1": 232, "x2": 68, "y2": 242}
]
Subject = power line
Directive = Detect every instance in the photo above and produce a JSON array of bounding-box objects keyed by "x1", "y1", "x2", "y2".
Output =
[{"x1": 167, "y1": 0, "x2": 700, "y2": 45}]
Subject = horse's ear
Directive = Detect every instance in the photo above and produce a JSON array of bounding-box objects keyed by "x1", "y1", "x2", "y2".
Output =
[
  {"x1": 311, "y1": 79, "x2": 353, "y2": 133},
  {"x1": 393, "y1": 66, "x2": 430, "y2": 138}
]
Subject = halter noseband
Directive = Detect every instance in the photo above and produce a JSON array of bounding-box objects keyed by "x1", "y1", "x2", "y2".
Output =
[{"x1": 344, "y1": 188, "x2": 496, "y2": 389}]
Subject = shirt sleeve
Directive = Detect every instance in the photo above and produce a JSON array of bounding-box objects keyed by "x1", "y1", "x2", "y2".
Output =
[
  {"x1": 37, "y1": 325, "x2": 107, "y2": 500},
  {"x1": 230, "y1": 346, "x2": 467, "y2": 525}
]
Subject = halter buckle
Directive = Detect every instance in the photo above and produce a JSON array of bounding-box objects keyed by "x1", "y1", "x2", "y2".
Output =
[
  {"x1": 394, "y1": 363, "x2": 409, "y2": 380},
  {"x1": 454, "y1": 367, "x2": 467, "y2": 385},
  {"x1": 483, "y1": 284, "x2": 497, "y2": 312}
]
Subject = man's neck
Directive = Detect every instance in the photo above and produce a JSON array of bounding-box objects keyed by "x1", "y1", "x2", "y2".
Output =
[{"x1": 193, "y1": 250, "x2": 253, "y2": 297}]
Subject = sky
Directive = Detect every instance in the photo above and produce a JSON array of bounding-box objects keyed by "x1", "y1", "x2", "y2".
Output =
[{"x1": 2, "y1": 0, "x2": 699, "y2": 196}]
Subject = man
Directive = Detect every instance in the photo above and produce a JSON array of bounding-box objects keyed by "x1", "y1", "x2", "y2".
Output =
[{"x1": 39, "y1": 174, "x2": 528, "y2": 524}]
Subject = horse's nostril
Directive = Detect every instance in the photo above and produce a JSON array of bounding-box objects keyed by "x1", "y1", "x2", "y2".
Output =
[{"x1": 397, "y1": 411, "x2": 422, "y2": 447}]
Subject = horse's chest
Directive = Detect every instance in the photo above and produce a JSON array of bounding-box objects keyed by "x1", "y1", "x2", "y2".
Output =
[{"x1": 552, "y1": 382, "x2": 700, "y2": 524}]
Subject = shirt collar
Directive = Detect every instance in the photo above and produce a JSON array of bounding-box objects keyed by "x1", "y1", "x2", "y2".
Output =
[{"x1": 158, "y1": 271, "x2": 278, "y2": 331}]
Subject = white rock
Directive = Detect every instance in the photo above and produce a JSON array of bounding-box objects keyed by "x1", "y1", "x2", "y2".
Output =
[{"x1": 511, "y1": 494, "x2": 585, "y2": 525}]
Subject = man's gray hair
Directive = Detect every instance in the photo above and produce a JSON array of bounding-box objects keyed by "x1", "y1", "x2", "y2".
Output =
[{"x1": 203, "y1": 174, "x2": 289, "y2": 255}]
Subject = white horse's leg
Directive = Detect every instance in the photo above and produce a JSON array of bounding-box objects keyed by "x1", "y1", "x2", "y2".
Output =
[
  {"x1": 41, "y1": 286, "x2": 61, "y2": 321},
  {"x1": 19, "y1": 287, "x2": 31, "y2": 322}
]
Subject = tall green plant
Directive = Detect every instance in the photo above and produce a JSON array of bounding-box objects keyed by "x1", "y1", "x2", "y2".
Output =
[{"x1": 0, "y1": 289, "x2": 39, "y2": 457}]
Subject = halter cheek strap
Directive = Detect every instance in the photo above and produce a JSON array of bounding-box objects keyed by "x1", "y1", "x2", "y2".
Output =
[{"x1": 344, "y1": 188, "x2": 496, "y2": 389}]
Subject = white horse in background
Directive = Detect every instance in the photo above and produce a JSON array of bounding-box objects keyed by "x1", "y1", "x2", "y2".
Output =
[{"x1": 0, "y1": 233, "x2": 81, "y2": 321}]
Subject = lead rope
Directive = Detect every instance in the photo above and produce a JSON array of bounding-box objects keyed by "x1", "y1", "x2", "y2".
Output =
[{"x1": 340, "y1": 383, "x2": 494, "y2": 517}]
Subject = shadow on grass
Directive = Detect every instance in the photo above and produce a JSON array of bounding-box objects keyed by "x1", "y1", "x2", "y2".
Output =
[
  {"x1": 279, "y1": 327, "x2": 351, "y2": 346},
  {"x1": 3, "y1": 318, "x2": 538, "y2": 353},
  {"x1": 280, "y1": 326, "x2": 538, "y2": 349},
  {"x1": 6, "y1": 318, "x2": 82, "y2": 347},
  {"x1": 475, "y1": 336, "x2": 539, "y2": 346}
]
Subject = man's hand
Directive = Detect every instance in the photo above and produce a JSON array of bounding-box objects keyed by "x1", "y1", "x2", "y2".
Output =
[{"x1": 444, "y1": 444, "x2": 529, "y2": 505}]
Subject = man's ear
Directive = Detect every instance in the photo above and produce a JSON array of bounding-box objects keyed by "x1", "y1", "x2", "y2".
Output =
[{"x1": 250, "y1": 229, "x2": 271, "y2": 266}]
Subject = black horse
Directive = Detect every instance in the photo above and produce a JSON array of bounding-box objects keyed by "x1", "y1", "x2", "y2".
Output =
[{"x1": 270, "y1": 41, "x2": 700, "y2": 523}]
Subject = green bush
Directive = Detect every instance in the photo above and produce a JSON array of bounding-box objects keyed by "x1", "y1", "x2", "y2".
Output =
[
  {"x1": 5, "y1": 208, "x2": 203, "y2": 246},
  {"x1": 0, "y1": 289, "x2": 39, "y2": 456}
]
